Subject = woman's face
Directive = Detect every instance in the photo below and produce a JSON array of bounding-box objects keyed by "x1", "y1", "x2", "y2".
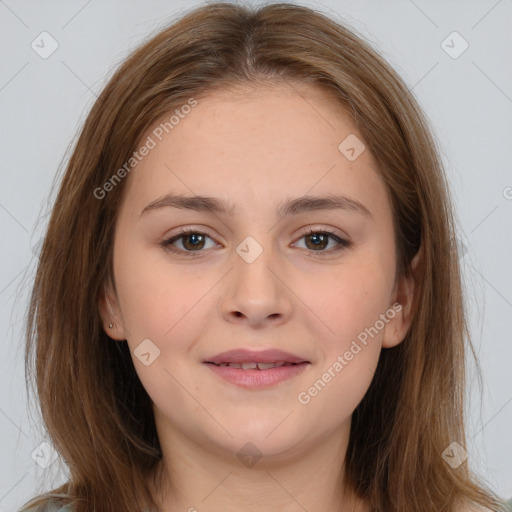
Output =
[{"x1": 101, "y1": 83, "x2": 417, "y2": 462}]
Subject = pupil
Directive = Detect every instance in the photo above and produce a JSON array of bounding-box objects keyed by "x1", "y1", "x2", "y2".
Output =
[
  {"x1": 184, "y1": 233, "x2": 204, "y2": 250},
  {"x1": 307, "y1": 233, "x2": 327, "y2": 250}
]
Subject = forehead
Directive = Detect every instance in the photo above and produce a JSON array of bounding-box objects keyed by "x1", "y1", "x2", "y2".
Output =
[{"x1": 120, "y1": 81, "x2": 388, "y2": 220}]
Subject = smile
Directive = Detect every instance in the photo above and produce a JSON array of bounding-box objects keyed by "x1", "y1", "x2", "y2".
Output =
[
  {"x1": 204, "y1": 361, "x2": 310, "y2": 389},
  {"x1": 213, "y1": 361, "x2": 298, "y2": 370}
]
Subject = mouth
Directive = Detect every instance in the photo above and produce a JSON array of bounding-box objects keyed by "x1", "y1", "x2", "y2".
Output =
[
  {"x1": 207, "y1": 361, "x2": 302, "y2": 370},
  {"x1": 204, "y1": 348, "x2": 310, "y2": 366},
  {"x1": 203, "y1": 348, "x2": 311, "y2": 389}
]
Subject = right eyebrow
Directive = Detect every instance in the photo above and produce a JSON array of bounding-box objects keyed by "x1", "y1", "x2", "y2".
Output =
[{"x1": 140, "y1": 193, "x2": 373, "y2": 220}]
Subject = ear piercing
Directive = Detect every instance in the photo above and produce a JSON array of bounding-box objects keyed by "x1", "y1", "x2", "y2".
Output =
[{"x1": 109, "y1": 322, "x2": 114, "y2": 328}]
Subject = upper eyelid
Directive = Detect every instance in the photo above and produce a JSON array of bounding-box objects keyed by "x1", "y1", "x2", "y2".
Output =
[{"x1": 167, "y1": 225, "x2": 346, "y2": 238}]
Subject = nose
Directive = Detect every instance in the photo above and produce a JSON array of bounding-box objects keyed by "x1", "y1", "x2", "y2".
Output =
[{"x1": 221, "y1": 242, "x2": 293, "y2": 328}]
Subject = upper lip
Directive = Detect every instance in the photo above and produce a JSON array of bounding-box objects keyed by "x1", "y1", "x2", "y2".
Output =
[{"x1": 204, "y1": 349, "x2": 309, "y2": 365}]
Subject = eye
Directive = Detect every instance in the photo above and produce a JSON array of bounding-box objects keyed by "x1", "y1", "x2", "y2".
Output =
[
  {"x1": 293, "y1": 227, "x2": 351, "y2": 255},
  {"x1": 160, "y1": 226, "x2": 351, "y2": 257},
  {"x1": 161, "y1": 227, "x2": 218, "y2": 255}
]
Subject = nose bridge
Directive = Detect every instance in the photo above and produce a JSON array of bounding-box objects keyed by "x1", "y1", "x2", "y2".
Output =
[
  {"x1": 221, "y1": 232, "x2": 292, "y2": 325},
  {"x1": 233, "y1": 233, "x2": 279, "y2": 297}
]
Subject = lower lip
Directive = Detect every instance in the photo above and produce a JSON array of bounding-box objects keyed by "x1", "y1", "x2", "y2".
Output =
[{"x1": 204, "y1": 362, "x2": 310, "y2": 389}]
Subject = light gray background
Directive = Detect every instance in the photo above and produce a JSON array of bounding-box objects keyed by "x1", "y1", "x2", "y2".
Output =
[{"x1": 1, "y1": 0, "x2": 511, "y2": 510}]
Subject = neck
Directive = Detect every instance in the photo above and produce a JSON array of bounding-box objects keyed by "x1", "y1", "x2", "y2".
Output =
[{"x1": 148, "y1": 415, "x2": 368, "y2": 512}]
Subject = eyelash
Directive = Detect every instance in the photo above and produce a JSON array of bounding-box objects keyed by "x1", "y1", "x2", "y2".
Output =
[{"x1": 161, "y1": 226, "x2": 351, "y2": 257}]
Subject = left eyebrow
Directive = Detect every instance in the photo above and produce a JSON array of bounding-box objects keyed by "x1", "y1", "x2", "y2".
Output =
[{"x1": 140, "y1": 193, "x2": 373, "y2": 219}]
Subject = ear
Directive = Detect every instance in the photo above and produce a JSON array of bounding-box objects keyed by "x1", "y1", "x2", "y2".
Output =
[
  {"x1": 98, "y1": 277, "x2": 127, "y2": 341},
  {"x1": 382, "y1": 247, "x2": 422, "y2": 349}
]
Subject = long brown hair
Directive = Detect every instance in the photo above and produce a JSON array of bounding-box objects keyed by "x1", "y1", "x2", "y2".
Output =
[{"x1": 22, "y1": 2, "x2": 506, "y2": 511}]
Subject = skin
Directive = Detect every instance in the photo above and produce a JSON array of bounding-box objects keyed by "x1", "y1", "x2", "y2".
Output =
[{"x1": 99, "y1": 82, "x2": 421, "y2": 512}]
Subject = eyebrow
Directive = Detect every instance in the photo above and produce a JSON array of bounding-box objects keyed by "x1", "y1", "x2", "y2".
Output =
[{"x1": 140, "y1": 193, "x2": 373, "y2": 219}]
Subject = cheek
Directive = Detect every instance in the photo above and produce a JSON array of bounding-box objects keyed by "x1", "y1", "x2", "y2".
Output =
[
  {"x1": 295, "y1": 260, "x2": 391, "y2": 406},
  {"x1": 296, "y1": 269, "x2": 387, "y2": 409},
  {"x1": 304, "y1": 259, "x2": 391, "y2": 345},
  {"x1": 297, "y1": 346, "x2": 379, "y2": 432},
  {"x1": 113, "y1": 250, "x2": 211, "y2": 410},
  {"x1": 296, "y1": 258, "x2": 390, "y2": 404},
  {"x1": 114, "y1": 239, "x2": 208, "y2": 337}
]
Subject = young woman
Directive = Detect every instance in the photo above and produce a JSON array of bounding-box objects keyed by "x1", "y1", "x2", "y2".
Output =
[{"x1": 20, "y1": 2, "x2": 509, "y2": 511}]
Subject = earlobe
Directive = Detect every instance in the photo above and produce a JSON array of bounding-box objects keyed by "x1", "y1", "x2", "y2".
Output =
[
  {"x1": 98, "y1": 280, "x2": 127, "y2": 341},
  {"x1": 382, "y1": 247, "x2": 422, "y2": 349}
]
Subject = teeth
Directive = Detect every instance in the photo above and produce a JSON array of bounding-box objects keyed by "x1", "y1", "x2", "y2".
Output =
[
  {"x1": 256, "y1": 362, "x2": 278, "y2": 370},
  {"x1": 217, "y1": 361, "x2": 296, "y2": 370},
  {"x1": 259, "y1": 360, "x2": 287, "y2": 369}
]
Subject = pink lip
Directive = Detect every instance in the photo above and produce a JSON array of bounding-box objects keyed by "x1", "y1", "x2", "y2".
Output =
[
  {"x1": 204, "y1": 361, "x2": 310, "y2": 389},
  {"x1": 204, "y1": 348, "x2": 308, "y2": 365}
]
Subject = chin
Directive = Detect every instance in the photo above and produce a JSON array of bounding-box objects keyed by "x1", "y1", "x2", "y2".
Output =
[{"x1": 218, "y1": 424, "x2": 312, "y2": 463}]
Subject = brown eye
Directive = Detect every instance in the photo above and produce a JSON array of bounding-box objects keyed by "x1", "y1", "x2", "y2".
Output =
[
  {"x1": 180, "y1": 232, "x2": 206, "y2": 250},
  {"x1": 161, "y1": 229, "x2": 217, "y2": 255},
  {"x1": 304, "y1": 232, "x2": 329, "y2": 251},
  {"x1": 294, "y1": 228, "x2": 351, "y2": 254}
]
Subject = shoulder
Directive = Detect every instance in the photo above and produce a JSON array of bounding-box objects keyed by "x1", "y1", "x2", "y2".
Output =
[{"x1": 18, "y1": 497, "x2": 73, "y2": 512}]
